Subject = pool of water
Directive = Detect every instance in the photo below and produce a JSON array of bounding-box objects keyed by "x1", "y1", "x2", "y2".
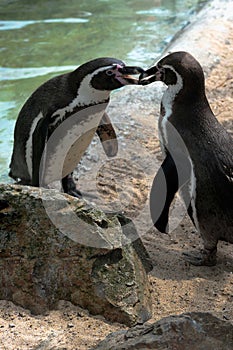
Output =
[{"x1": 0, "y1": 0, "x2": 207, "y2": 182}]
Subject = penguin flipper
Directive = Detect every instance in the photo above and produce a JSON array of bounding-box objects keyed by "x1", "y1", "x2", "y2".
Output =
[
  {"x1": 150, "y1": 153, "x2": 178, "y2": 233},
  {"x1": 96, "y1": 112, "x2": 118, "y2": 157},
  {"x1": 31, "y1": 116, "x2": 49, "y2": 187}
]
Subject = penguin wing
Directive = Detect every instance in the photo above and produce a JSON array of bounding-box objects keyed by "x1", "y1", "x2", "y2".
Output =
[
  {"x1": 96, "y1": 112, "x2": 118, "y2": 157},
  {"x1": 31, "y1": 115, "x2": 50, "y2": 187},
  {"x1": 150, "y1": 153, "x2": 179, "y2": 233}
]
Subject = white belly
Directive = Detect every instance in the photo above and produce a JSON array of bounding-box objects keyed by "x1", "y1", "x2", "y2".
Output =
[{"x1": 41, "y1": 103, "x2": 107, "y2": 185}]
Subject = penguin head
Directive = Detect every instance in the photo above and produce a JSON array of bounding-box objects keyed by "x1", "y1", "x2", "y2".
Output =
[
  {"x1": 139, "y1": 51, "x2": 206, "y2": 100},
  {"x1": 73, "y1": 57, "x2": 143, "y2": 92}
]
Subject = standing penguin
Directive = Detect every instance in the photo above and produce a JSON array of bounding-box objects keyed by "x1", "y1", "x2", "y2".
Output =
[
  {"x1": 140, "y1": 51, "x2": 233, "y2": 266},
  {"x1": 9, "y1": 58, "x2": 142, "y2": 197}
]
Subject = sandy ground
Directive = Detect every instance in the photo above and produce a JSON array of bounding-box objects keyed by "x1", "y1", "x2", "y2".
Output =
[{"x1": 0, "y1": 2, "x2": 233, "y2": 350}]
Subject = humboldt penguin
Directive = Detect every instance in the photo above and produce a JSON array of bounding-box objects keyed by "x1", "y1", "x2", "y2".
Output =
[
  {"x1": 9, "y1": 58, "x2": 143, "y2": 197},
  {"x1": 140, "y1": 51, "x2": 233, "y2": 266}
]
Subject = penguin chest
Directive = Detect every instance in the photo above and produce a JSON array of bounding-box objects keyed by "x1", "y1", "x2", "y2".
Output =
[{"x1": 42, "y1": 103, "x2": 108, "y2": 184}]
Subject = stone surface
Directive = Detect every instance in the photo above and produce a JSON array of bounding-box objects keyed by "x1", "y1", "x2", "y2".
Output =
[
  {"x1": 0, "y1": 184, "x2": 152, "y2": 326},
  {"x1": 93, "y1": 312, "x2": 233, "y2": 350},
  {"x1": 164, "y1": 0, "x2": 233, "y2": 73}
]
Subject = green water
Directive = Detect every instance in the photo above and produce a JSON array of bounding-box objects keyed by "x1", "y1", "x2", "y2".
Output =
[{"x1": 0, "y1": 0, "x2": 207, "y2": 181}]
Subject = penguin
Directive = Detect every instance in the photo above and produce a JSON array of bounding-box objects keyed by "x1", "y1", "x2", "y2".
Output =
[
  {"x1": 139, "y1": 51, "x2": 233, "y2": 266},
  {"x1": 9, "y1": 58, "x2": 143, "y2": 197}
]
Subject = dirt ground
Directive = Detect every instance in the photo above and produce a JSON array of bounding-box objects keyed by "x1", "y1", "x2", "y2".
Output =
[{"x1": 1, "y1": 11, "x2": 233, "y2": 350}]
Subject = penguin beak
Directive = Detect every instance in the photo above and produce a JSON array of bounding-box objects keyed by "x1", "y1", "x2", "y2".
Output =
[
  {"x1": 139, "y1": 65, "x2": 165, "y2": 85},
  {"x1": 117, "y1": 66, "x2": 145, "y2": 85}
]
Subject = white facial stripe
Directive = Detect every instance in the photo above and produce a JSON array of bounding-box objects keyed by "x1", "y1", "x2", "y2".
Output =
[
  {"x1": 160, "y1": 65, "x2": 183, "y2": 146},
  {"x1": 75, "y1": 65, "x2": 113, "y2": 104},
  {"x1": 50, "y1": 65, "x2": 114, "y2": 126},
  {"x1": 25, "y1": 112, "x2": 44, "y2": 178}
]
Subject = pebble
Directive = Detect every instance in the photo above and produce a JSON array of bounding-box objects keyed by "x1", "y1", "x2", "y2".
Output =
[
  {"x1": 126, "y1": 281, "x2": 135, "y2": 287},
  {"x1": 223, "y1": 315, "x2": 230, "y2": 320},
  {"x1": 67, "y1": 323, "x2": 74, "y2": 328},
  {"x1": 86, "y1": 154, "x2": 99, "y2": 163},
  {"x1": 9, "y1": 323, "x2": 15, "y2": 328}
]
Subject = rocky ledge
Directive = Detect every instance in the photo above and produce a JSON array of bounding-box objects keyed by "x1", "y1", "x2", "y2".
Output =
[
  {"x1": 0, "y1": 184, "x2": 152, "y2": 326},
  {"x1": 93, "y1": 312, "x2": 233, "y2": 350}
]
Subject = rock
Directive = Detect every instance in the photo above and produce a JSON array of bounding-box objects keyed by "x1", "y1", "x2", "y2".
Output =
[
  {"x1": 0, "y1": 184, "x2": 152, "y2": 326},
  {"x1": 92, "y1": 312, "x2": 233, "y2": 350}
]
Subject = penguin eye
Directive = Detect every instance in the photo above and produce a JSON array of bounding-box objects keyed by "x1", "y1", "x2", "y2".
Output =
[{"x1": 106, "y1": 69, "x2": 115, "y2": 76}]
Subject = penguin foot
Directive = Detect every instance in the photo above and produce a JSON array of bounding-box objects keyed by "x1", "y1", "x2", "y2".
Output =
[
  {"x1": 66, "y1": 188, "x2": 100, "y2": 200},
  {"x1": 62, "y1": 174, "x2": 83, "y2": 198},
  {"x1": 182, "y1": 248, "x2": 217, "y2": 266},
  {"x1": 0, "y1": 200, "x2": 9, "y2": 211},
  {"x1": 66, "y1": 188, "x2": 83, "y2": 198},
  {"x1": 62, "y1": 175, "x2": 99, "y2": 199}
]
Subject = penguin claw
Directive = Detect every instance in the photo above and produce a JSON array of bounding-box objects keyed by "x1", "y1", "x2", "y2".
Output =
[{"x1": 182, "y1": 249, "x2": 217, "y2": 266}]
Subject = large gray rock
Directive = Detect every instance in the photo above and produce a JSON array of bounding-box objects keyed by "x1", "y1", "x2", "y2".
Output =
[
  {"x1": 93, "y1": 312, "x2": 233, "y2": 350},
  {"x1": 0, "y1": 184, "x2": 152, "y2": 326}
]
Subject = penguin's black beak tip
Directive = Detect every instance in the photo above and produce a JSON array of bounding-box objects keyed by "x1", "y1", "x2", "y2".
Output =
[
  {"x1": 138, "y1": 66, "x2": 164, "y2": 85},
  {"x1": 139, "y1": 71, "x2": 148, "y2": 80},
  {"x1": 138, "y1": 69, "x2": 155, "y2": 85},
  {"x1": 118, "y1": 66, "x2": 145, "y2": 84},
  {"x1": 138, "y1": 72, "x2": 152, "y2": 85},
  {"x1": 118, "y1": 66, "x2": 144, "y2": 75}
]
